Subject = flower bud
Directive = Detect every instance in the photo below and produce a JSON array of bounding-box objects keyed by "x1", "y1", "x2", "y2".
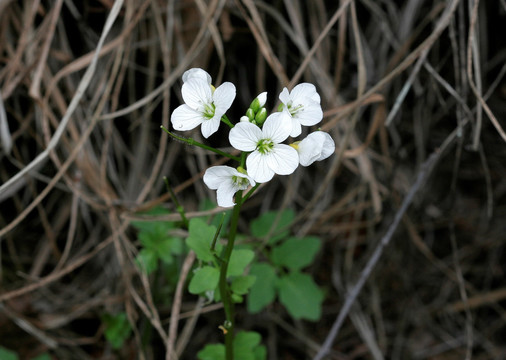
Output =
[
  {"x1": 255, "y1": 108, "x2": 267, "y2": 126},
  {"x1": 240, "y1": 115, "x2": 250, "y2": 123},
  {"x1": 246, "y1": 108, "x2": 255, "y2": 121},
  {"x1": 249, "y1": 92, "x2": 267, "y2": 113}
]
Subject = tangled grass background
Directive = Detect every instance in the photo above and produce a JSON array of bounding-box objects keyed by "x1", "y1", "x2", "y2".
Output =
[{"x1": 1, "y1": 0, "x2": 505, "y2": 359}]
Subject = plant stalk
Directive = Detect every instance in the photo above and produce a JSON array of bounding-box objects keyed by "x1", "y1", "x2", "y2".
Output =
[{"x1": 219, "y1": 190, "x2": 243, "y2": 360}]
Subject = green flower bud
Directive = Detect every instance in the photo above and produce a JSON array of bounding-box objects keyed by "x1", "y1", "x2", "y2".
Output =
[
  {"x1": 246, "y1": 108, "x2": 255, "y2": 121},
  {"x1": 249, "y1": 92, "x2": 267, "y2": 113},
  {"x1": 255, "y1": 108, "x2": 267, "y2": 126},
  {"x1": 249, "y1": 98, "x2": 261, "y2": 113}
]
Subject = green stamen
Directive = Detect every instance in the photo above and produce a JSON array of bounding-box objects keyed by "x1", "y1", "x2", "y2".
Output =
[
  {"x1": 203, "y1": 103, "x2": 216, "y2": 119},
  {"x1": 257, "y1": 139, "x2": 274, "y2": 154}
]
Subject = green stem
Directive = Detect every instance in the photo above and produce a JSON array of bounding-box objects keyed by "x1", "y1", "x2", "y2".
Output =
[
  {"x1": 241, "y1": 184, "x2": 259, "y2": 205},
  {"x1": 219, "y1": 190, "x2": 243, "y2": 360},
  {"x1": 160, "y1": 126, "x2": 240, "y2": 162},
  {"x1": 221, "y1": 115, "x2": 234, "y2": 128},
  {"x1": 163, "y1": 177, "x2": 188, "y2": 229}
]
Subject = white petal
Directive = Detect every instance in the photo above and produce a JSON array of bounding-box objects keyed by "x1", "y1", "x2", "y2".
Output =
[
  {"x1": 246, "y1": 151, "x2": 275, "y2": 183},
  {"x1": 289, "y1": 118, "x2": 302, "y2": 137},
  {"x1": 294, "y1": 102, "x2": 323, "y2": 126},
  {"x1": 229, "y1": 122, "x2": 262, "y2": 151},
  {"x1": 266, "y1": 144, "x2": 299, "y2": 175},
  {"x1": 278, "y1": 87, "x2": 290, "y2": 105},
  {"x1": 316, "y1": 132, "x2": 335, "y2": 161},
  {"x1": 203, "y1": 166, "x2": 235, "y2": 189},
  {"x1": 181, "y1": 78, "x2": 212, "y2": 110},
  {"x1": 213, "y1": 82, "x2": 236, "y2": 114},
  {"x1": 298, "y1": 136, "x2": 323, "y2": 166},
  {"x1": 216, "y1": 181, "x2": 238, "y2": 207},
  {"x1": 171, "y1": 105, "x2": 204, "y2": 131},
  {"x1": 298, "y1": 132, "x2": 335, "y2": 166},
  {"x1": 183, "y1": 68, "x2": 212, "y2": 84},
  {"x1": 262, "y1": 112, "x2": 292, "y2": 143},
  {"x1": 291, "y1": 83, "x2": 320, "y2": 105},
  {"x1": 201, "y1": 117, "x2": 221, "y2": 138}
]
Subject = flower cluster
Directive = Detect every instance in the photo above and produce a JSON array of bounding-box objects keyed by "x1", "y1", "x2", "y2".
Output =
[{"x1": 170, "y1": 68, "x2": 335, "y2": 207}]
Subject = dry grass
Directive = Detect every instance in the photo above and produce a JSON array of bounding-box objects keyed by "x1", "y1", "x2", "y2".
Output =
[{"x1": 1, "y1": 1, "x2": 506, "y2": 359}]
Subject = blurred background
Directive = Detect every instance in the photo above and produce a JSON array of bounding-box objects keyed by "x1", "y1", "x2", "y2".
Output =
[{"x1": 1, "y1": 0, "x2": 505, "y2": 359}]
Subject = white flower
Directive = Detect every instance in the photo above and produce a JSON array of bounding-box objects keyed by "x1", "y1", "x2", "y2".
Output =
[
  {"x1": 278, "y1": 83, "x2": 323, "y2": 137},
  {"x1": 203, "y1": 166, "x2": 256, "y2": 207},
  {"x1": 171, "y1": 77, "x2": 236, "y2": 138},
  {"x1": 294, "y1": 131, "x2": 335, "y2": 166},
  {"x1": 229, "y1": 112, "x2": 299, "y2": 183},
  {"x1": 182, "y1": 68, "x2": 212, "y2": 84}
]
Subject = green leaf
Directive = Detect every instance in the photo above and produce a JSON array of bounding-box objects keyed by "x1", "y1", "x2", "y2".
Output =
[
  {"x1": 0, "y1": 347, "x2": 18, "y2": 360},
  {"x1": 231, "y1": 293, "x2": 243, "y2": 303},
  {"x1": 231, "y1": 275, "x2": 257, "y2": 295},
  {"x1": 189, "y1": 266, "x2": 220, "y2": 294},
  {"x1": 253, "y1": 345, "x2": 267, "y2": 360},
  {"x1": 186, "y1": 218, "x2": 220, "y2": 262},
  {"x1": 197, "y1": 344, "x2": 225, "y2": 360},
  {"x1": 135, "y1": 248, "x2": 159, "y2": 274},
  {"x1": 227, "y1": 249, "x2": 255, "y2": 277},
  {"x1": 271, "y1": 236, "x2": 321, "y2": 271},
  {"x1": 101, "y1": 312, "x2": 132, "y2": 349},
  {"x1": 156, "y1": 237, "x2": 184, "y2": 263},
  {"x1": 250, "y1": 209, "x2": 295, "y2": 244},
  {"x1": 196, "y1": 332, "x2": 264, "y2": 360},
  {"x1": 131, "y1": 206, "x2": 174, "y2": 233},
  {"x1": 278, "y1": 272, "x2": 324, "y2": 321},
  {"x1": 247, "y1": 263, "x2": 278, "y2": 313},
  {"x1": 200, "y1": 199, "x2": 232, "y2": 238},
  {"x1": 234, "y1": 331, "x2": 262, "y2": 360},
  {"x1": 30, "y1": 354, "x2": 51, "y2": 360}
]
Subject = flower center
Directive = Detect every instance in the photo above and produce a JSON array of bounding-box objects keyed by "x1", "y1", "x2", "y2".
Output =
[
  {"x1": 232, "y1": 175, "x2": 250, "y2": 188},
  {"x1": 287, "y1": 102, "x2": 304, "y2": 117},
  {"x1": 256, "y1": 138, "x2": 274, "y2": 154},
  {"x1": 203, "y1": 102, "x2": 216, "y2": 119}
]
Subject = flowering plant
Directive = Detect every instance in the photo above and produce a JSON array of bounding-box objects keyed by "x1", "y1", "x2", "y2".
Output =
[
  {"x1": 169, "y1": 68, "x2": 335, "y2": 207},
  {"x1": 163, "y1": 68, "x2": 335, "y2": 359}
]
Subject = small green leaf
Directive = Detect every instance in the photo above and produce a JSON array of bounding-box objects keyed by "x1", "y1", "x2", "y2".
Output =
[
  {"x1": 234, "y1": 331, "x2": 262, "y2": 360},
  {"x1": 186, "y1": 218, "x2": 220, "y2": 262},
  {"x1": 156, "y1": 237, "x2": 184, "y2": 263},
  {"x1": 253, "y1": 345, "x2": 267, "y2": 360},
  {"x1": 247, "y1": 263, "x2": 278, "y2": 313},
  {"x1": 0, "y1": 347, "x2": 18, "y2": 360},
  {"x1": 101, "y1": 312, "x2": 132, "y2": 349},
  {"x1": 200, "y1": 200, "x2": 232, "y2": 238},
  {"x1": 227, "y1": 249, "x2": 255, "y2": 277},
  {"x1": 231, "y1": 275, "x2": 257, "y2": 295},
  {"x1": 196, "y1": 332, "x2": 264, "y2": 360},
  {"x1": 271, "y1": 236, "x2": 321, "y2": 271},
  {"x1": 135, "y1": 248, "x2": 159, "y2": 274},
  {"x1": 231, "y1": 293, "x2": 243, "y2": 303},
  {"x1": 131, "y1": 206, "x2": 174, "y2": 233},
  {"x1": 197, "y1": 344, "x2": 225, "y2": 360},
  {"x1": 250, "y1": 209, "x2": 295, "y2": 244},
  {"x1": 278, "y1": 272, "x2": 324, "y2": 321},
  {"x1": 31, "y1": 354, "x2": 52, "y2": 360},
  {"x1": 189, "y1": 266, "x2": 220, "y2": 294}
]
